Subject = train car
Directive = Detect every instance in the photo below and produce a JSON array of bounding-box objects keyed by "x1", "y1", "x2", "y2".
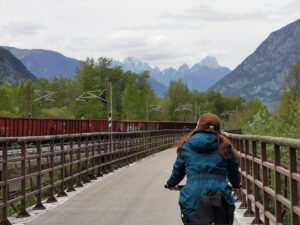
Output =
[
  {"x1": 159, "y1": 121, "x2": 196, "y2": 130},
  {"x1": 0, "y1": 117, "x2": 195, "y2": 137}
]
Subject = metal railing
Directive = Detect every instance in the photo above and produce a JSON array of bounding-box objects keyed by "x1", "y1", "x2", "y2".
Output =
[
  {"x1": 226, "y1": 133, "x2": 300, "y2": 225},
  {"x1": 0, "y1": 129, "x2": 188, "y2": 224}
]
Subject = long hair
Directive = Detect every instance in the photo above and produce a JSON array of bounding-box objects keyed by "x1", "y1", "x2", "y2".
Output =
[{"x1": 177, "y1": 112, "x2": 240, "y2": 159}]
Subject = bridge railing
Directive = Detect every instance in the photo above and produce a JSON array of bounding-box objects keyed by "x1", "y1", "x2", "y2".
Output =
[
  {"x1": 225, "y1": 133, "x2": 300, "y2": 225},
  {"x1": 0, "y1": 129, "x2": 188, "y2": 224}
]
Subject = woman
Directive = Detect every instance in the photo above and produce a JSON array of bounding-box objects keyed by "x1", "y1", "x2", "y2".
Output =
[{"x1": 166, "y1": 112, "x2": 240, "y2": 225}]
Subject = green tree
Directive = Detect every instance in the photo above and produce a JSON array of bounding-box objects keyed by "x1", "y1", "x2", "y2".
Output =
[
  {"x1": 121, "y1": 71, "x2": 155, "y2": 120},
  {"x1": 10, "y1": 80, "x2": 32, "y2": 116},
  {"x1": 164, "y1": 80, "x2": 192, "y2": 121},
  {"x1": 273, "y1": 58, "x2": 300, "y2": 137},
  {"x1": 225, "y1": 99, "x2": 266, "y2": 130},
  {"x1": 0, "y1": 83, "x2": 13, "y2": 115}
]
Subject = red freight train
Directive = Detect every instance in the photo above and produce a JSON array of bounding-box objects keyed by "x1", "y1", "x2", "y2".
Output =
[{"x1": 0, "y1": 117, "x2": 195, "y2": 137}]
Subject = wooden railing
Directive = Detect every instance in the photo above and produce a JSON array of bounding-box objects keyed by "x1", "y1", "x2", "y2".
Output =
[
  {"x1": 226, "y1": 133, "x2": 300, "y2": 225},
  {"x1": 0, "y1": 130, "x2": 188, "y2": 225}
]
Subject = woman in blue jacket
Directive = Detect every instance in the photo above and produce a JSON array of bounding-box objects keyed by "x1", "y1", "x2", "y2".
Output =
[{"x1": 166, "y1": 112, "x2": 240, "y2": 225}]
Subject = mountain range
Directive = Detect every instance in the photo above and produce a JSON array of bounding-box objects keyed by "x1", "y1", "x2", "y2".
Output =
[
  {"x1": 3, "y1": 46, "x2": 230, "y2": 96},
  {"x1": 113, "y1": 56, "x2": 231, "y2": 94},
  {"x1": 0, "y1": 47, "x2": 36, "y2": 84},
  {"x1": 114, "y1": 56, "x2": 230, "y2": 89},
  {"x1": 3, "y1": 46, "x2": 81, "y2": 79},
  {"x1": 211, "y1": 19, "x2": 300, "y2": 110}
]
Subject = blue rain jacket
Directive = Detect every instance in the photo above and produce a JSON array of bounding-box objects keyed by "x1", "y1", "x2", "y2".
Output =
[{"x1": 167, "y1": 131, "x2": 240, "y2": 222}]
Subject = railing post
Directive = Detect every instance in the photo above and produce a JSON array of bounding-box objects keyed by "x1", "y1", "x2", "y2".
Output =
[
  {"x1": 109, "y1": 132, "x2": 113, "y2": 172},
  {"x1": 273, "y1": 144, "x2": 282, "y2": 224},
  {"x1": 67, "y1": 137, "x2": 76, "y2": 192},
  {"x1": 96, "y1": 135, "x2": 103, "y2": 177},
  {"x1": 90, "y1": 135, "x2": 97, "y2": 180},
  {"x1": 261, "y1": 142, "x2": 269, "y2": 225},
  {"x1": 75, "y1": 137, "x2": 83, "y2": 188},
  {"x1": 143, "y1": 131, "x2": 147, "y2": 157},
  {"x1": 289, "y1": 147, "x2": 298, "y2": 225},
  {"x1": 83, "y1": 136, "x2": 91, "y2": 183},
  {"x1": 244, "y1": 140, "x2": 254, "y2": 216},
  {"x1": 1, "y1": 142, "x2": 12, "y2": 225},
  {"x1": 47, "y1": 139, "x2": 57, "y2": 202},
  {"x1": 33, "y1": 140, "x2": 46, "y2": 210},
  {"x1": 58, "y1": 138, "x2": 67, "y2": 197},
  {"x1": 122, "y1": 134, "x2": 127, "y2": 166},
  {"x1": 103, "y1": 135, "x2": 109, "y2": 174},
  {"x1": 251, "y1": 140, "x2": 263, "y2": 224},
  {"x1": 115, "y1": 134, "x2": 119, "y2": 168},
  {"x1": 134, "y1": 133, "x2": 138, "y2": 161},
  {"x1": 17, "y1": 141, "x2": 30, "y2": 218},
  {"x1": 239, "y1": 139, "x2": 247, "y2": 209}
]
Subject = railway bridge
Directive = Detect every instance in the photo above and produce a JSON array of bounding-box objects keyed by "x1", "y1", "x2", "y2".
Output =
[{"x1": 0, "y1": 129, "x2": 299, "y2": 225}]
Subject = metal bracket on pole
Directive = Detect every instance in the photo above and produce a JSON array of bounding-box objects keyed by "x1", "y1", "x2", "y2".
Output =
[
  {"x1": 149, "y1": 105, "x2": 163, "y2": 112},
  {"x1": 75, "y1": 90, "x2": 107, "y2": 102},
  {"x1": 76, "y1": 86, "x2": 112, "y2": 132},
  {"x1": 147, "y1": 104, "x2": 162, "y2": 122},
  {"x1": 174, "y1": 104, "x2": 192, "y2": 112},
  {"x1": 33, "y1": 90, "x2": 56, "y2": 102}
]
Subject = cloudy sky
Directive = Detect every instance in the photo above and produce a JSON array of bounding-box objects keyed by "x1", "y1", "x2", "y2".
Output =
[{"x1": 0, "y1": 0, "x2": 299, "y2": 69}]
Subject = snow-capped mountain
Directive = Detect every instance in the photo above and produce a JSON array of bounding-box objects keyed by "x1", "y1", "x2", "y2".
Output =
[{"x1": 115, "y1": 56, "x2": 231, "y2": 92}]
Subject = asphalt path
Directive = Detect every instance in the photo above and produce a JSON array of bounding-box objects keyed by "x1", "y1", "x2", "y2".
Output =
[{"x1": 24, "y1": 148, "x2": 239, "y2": 225}]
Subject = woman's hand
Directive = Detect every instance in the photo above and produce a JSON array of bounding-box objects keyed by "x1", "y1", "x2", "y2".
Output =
[{"x1": 164, "y1": 184, "x2": 184, "y2": 191}]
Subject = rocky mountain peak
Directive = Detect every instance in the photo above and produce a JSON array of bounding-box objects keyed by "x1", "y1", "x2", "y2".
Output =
[
  {"x1": 0, "y1": 47, "x2": 36, "y2": 84},
  {"x1": 198, "y1": 56, "x2": 220, "y2": 69},
  {"x1": 211, "y1": 19, "x2": 300, "y2": 110},
  {"x1": 177, "y1": 64, "x2": 189, "y2": 72},
  {"x1": 122, "y1": 56, "x2": 152, "y2": 72}
]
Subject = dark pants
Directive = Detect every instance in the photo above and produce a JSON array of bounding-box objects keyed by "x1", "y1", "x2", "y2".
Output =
[{"x1": 182, "y1": 190, "x2": 233, "y2": 225}]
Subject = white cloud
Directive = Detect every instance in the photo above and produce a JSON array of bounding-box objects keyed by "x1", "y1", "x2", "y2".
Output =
[
  {"x1": 65, "y1": 38, "x2": 99, "y2": 52},
  {"x1": 106, "y1": 31, "x2": 147, "y2": 48},
  {"x1": 101, "y1": 31, "x2": 184, "y2": 62},
  {"x1": 0, "y1": 21, "x2": 46, "y2": 36},
  {"x1": 162, "y1": 4, "x2": 266, "y2": 22},
  {"x1": 0, "y1": 0, "x2": 296, "y2": 69},
  {"x1": 278, "y1": 1, "x2": 300, "y2": 19},
  {"x1": 119, "y1": 20, "x2": 202, "y2": 31}
]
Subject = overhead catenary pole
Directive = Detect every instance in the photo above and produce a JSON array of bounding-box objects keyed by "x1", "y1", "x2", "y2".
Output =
[
  {"x1": 108, "y1": 81, "x2": 113, "y2": 132},
  {"x1": 28, "y1": 82, "x2": 32, "y2": 118},
  {"x1": 146, "y1": 100, "x2": 149, "y2": 122},
  {"x1": 107, "y1": 80, "x2": 114, "y2": 171}
]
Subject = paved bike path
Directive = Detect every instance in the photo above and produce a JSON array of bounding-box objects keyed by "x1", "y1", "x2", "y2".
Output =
[{"x1": 15, "y1": 148, "x2": 239, "y2": 225}]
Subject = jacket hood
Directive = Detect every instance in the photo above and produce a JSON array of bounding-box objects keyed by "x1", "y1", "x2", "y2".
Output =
[{"x1": 184, "y1": 131, "x2": 218, "y2": 153}]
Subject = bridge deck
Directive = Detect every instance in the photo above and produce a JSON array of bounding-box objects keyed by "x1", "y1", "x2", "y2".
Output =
[{"x1": 13, "y1": 148, "x2": 242, "y2": 225}]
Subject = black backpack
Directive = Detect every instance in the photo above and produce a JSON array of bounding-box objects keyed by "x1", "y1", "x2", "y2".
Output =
[{"x1": 183, "y1": 189, "x2": 232, "y2": 225}]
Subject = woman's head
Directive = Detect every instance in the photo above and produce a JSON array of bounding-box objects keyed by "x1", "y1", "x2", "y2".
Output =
[
  {"x1": 196, "y1": 112, "x2": 221, "y2": 133},
  {"x1": 177, "y1": 112, "x2": 239, "y2": 159}
]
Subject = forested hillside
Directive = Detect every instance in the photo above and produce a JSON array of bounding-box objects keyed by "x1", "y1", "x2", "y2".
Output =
[
  {"x1": 224, "y1": 58, "x2": 300, "y2": 138},
  {"x1": 0, "y1": 57, "x2": 243, "y2": 122}
]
